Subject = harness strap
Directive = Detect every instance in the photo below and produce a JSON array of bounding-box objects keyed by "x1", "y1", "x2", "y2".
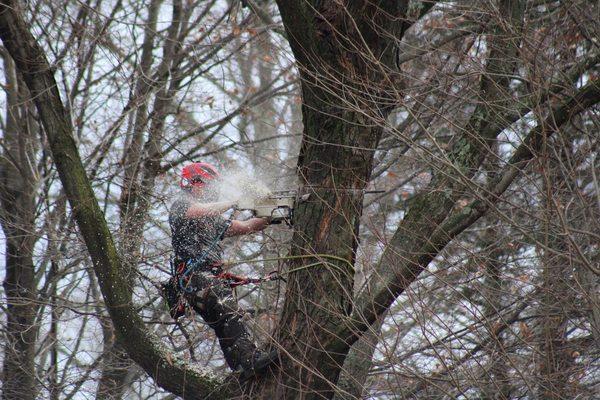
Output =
[{"x1": 166, "y1": 268, "x2": 282, "y2": 320}]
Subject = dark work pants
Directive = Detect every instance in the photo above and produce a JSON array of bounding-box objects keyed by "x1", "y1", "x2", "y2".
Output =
[{"x1": 185, "y1": 271, "x2": 259, "y2": 371}]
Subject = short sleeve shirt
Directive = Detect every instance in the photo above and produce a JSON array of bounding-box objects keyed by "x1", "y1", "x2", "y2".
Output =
[{"x1": 169, "y1": 193, "x2": 230, "y2": 265}]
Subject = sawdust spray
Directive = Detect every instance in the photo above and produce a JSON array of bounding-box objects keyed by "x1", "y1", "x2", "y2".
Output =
[{"x1": 213, "y1": 168, "x2": 272, "y2": 204}]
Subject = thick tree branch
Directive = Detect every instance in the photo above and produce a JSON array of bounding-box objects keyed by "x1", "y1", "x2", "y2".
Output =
[
  {"x1": 317, "y1": 2, "x2": 529, "y2": 360},
  {"x1": 342, "y1": 79, "x2": 600, "y2": 352}
]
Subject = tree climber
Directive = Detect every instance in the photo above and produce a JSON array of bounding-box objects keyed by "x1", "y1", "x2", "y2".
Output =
[{"x1": 164, "y1": 161, "x2": 277, "y2": 379}]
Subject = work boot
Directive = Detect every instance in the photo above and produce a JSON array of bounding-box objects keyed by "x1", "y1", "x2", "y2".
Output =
[{"x1": 239, "y1": 349, "x2": 279, "y2": 382}]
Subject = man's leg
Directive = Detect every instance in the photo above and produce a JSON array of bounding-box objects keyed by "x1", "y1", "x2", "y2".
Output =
[{"x1": 186, "y1": 272, "x2": 273, "y2": 373}]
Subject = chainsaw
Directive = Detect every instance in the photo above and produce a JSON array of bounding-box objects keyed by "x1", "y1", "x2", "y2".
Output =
[
  {"x1": 237, "y1": 190, "x2": 299, "y2": 225},
  {"x1": 236, "y1": 188, "x2": 384, "y2": 226}
]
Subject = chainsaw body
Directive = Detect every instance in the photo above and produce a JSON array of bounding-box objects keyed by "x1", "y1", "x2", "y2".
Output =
[{"x1": 237, "y1": 190, "x2": 297, "y2": 224}]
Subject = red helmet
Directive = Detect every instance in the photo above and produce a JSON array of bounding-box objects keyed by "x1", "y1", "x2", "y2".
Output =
[{"x1": 180, "y1": 162, "x2": 220, "y2": 189}]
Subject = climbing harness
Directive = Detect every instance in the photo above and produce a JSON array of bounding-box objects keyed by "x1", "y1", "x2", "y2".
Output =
[
  {"x1": 165, "y1": 265, "x2": 283, "y2": 320},
  {"x1": 164, "y1": 220, "x2": 284, "y2": 320}
]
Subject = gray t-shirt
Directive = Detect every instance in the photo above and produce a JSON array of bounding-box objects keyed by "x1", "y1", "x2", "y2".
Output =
[{"x1": 169, "y1": 193, "x2": 230, "y2": 266}]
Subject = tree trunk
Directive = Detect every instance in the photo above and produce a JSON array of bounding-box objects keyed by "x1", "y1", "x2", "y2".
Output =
[
  {"x1": 0, "y1": 51, "x2": 39, "y2": 400},
  {"x1": 536, "y1": 138, "x2": 576, "y2": 399},
  {"x1": 253, "y1": 1, "x2": 408, "y2": 396},
  {"x1": 479, "y1": 227, "x2": 512, "y2": 400},
  {"x1": 2, "y1": 242, "x2": 37, "y2": 400},
  {"x1": 270, "y1": 111, "x2": 383, "y2": 398}
]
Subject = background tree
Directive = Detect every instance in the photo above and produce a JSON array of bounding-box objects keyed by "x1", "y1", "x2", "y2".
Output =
[{"x1": 0, "y1": 48, "x2": 41, "y2": 400}]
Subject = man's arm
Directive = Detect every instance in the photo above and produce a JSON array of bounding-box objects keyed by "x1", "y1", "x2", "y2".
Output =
[
  {"x1": 224, "y1": 218, "x2": 269, "y2": 237},
  {"x1": 182, "y1": 200, "x2": 269, "y2": 236}
]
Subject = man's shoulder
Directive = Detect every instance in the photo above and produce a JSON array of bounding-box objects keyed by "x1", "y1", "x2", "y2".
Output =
[{"x1": 170, "y1": 194, "x2": 192, "y2": 219}]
